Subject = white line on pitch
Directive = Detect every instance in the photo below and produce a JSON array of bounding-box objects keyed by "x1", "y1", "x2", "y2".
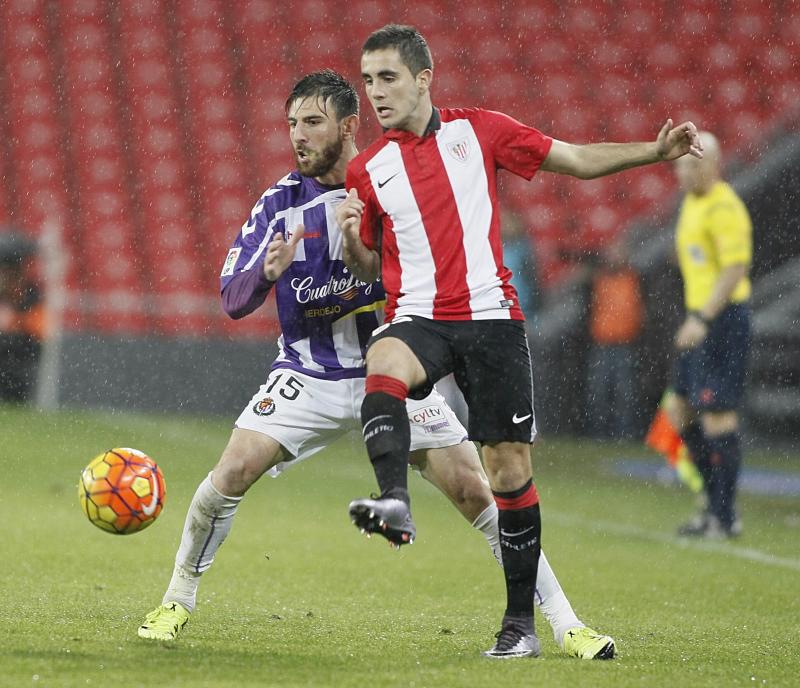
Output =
[{"x1": 548, "y1": 511, "x2": 800, "y2": 572}]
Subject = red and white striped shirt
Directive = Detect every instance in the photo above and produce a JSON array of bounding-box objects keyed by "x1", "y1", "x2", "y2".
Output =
[{"x1": 346, "y1": 107, "x2": 552, "y2": 322}]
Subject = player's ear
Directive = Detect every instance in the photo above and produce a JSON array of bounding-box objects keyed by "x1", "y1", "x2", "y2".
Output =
[
  {"x1": 340, "y1": 114, "x2": 359, "y2": 140},
  {"x1": 416, "y1": 68, "x2": 432, "y2": 95}
]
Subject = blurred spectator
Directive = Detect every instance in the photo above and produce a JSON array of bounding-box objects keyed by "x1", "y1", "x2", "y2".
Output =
[
  {"x1": 501, "y1": 208, "x2": 539, "y2": 322},
  {"x1": 585, "y1": 242, "x2": 644, "y2": 439},
  {"x1": 0, "y1": 231, "x2": 45, "y2": 402}
]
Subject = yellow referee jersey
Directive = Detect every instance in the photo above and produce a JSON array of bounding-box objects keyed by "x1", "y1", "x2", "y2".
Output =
[{"x1": 675, "y1": 181, "x2": 752, "y2": 311}]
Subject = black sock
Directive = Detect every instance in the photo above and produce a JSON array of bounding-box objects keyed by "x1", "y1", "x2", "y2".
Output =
[
  {"x1": 494, "y1": 480, "x2": 541, "y2": 620},
  {"x1": 361, "y1": 391, "x2": 411, "y2": 503},
  {"x1": 681, "y1": 423, "x2": 713, "y2": 485},
  {"x1": 706, "y1": 432, "x2": 742, "y2": 528}
]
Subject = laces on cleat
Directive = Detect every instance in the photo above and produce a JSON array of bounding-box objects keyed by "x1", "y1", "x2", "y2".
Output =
[{"x1": 483, "y1": 619, "x2": 540, "y2": 659}]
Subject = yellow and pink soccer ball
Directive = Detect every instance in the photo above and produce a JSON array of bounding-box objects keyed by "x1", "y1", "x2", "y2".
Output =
[{"x1": 78, "y1": 448, "x2": 166, "y2": 534}]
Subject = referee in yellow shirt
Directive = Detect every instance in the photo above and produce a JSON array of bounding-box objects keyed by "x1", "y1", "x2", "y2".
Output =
[{"x1": 666, "y1": 131, "x2": 752, "y2": 538}]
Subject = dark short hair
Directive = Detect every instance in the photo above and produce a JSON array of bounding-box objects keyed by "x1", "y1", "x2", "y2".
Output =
[
  {"x1": 285, "y1": 69, "x2": 359, "y2": 120},
  {"x1": 362, "y1": 24, "x2": 433, "y2": 76}
]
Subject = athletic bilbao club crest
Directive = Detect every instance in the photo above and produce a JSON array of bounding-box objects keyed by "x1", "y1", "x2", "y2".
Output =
[
  {"x1": 253, "y1": 396, "x2": 276, "y2": 416},
  {"x1": 447, "y1": 139, "x2": 470, "y2": 162}
]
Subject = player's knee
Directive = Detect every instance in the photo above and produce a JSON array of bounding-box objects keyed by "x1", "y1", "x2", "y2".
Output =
[
  {"x1": 213, "y1": 432, "x2": 282, "y2": 496},
  {"x1": 212, "y1": 458, "x2": 256, "y2": 497},
  {"x1": 482, "y1": 442, "x2": 532, "y2": 491},
  {"x1": 453, "y1": 469, "x2": 493, "y2": 510},
  {"x1": 365, "y1": 337, "x2": 425, "y2": 386}
]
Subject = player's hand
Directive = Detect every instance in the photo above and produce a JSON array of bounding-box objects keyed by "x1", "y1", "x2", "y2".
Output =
[
  {"x1": 336, "y1": 188, "x2": 364, "y2": 243},
  {"x1": 675, "y1": 315, "x2": 708, "y2": 350},
  {"x1": 656, "y1": 119, "x2": 703, "y2": 161},
  {"x1": 263, "y1": 224, "x2": 305, "y2": 281}
]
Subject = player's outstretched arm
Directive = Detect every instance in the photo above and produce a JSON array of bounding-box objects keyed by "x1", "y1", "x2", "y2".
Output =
[
  {"x1": 263, "y1": 224, "x2": 305, "y2": 281},
  {"x1": 337, "y1": 188, "x2": 381, "y2": 283},
  {"x1": 541, "y1": 119, "x2": 703, "y2": 180}
]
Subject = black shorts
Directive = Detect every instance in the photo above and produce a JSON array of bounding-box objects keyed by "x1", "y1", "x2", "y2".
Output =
[
  {"x1": 672, "y1": 304, "x2": 751, "y2": 411},
  {"x1": 369, "y1": 316, "x2": 536, "y2": 444}
]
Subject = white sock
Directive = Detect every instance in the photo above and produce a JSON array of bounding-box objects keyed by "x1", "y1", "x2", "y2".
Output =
[
  {"x1": 471, "y1": 502, "x2": 502, "y2": 565},
  {"x1": 536, "y1": 551, "x2": 583, "y2": 646},
  {"x1": 163, "y1": 473, "x2": 242, "y2": 613},
  {"x1": 471, "y1": 502, "x2": 583, "y2": 644}
]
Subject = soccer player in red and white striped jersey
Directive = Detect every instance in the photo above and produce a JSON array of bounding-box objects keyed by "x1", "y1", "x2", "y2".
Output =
[{"x1": 337, "y1": 24, "x2": 703, "y2": 659}]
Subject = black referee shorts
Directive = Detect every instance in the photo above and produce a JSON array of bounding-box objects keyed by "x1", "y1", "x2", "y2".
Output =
[
  {"x1": 368, "y1": 316, "x2": 536, "y2": 444},
  {"x1": 673, "y1": 303, "x2": 751, "y2": 411}
]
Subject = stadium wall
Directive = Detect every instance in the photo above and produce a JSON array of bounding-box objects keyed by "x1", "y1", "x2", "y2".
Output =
[{"x1": 55, "y1": 334, "x2": 277, "y2": 417}]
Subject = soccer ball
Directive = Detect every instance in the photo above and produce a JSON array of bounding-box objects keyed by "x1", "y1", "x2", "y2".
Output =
[{"x1": 78, "y1": 448, "x2": 166, "y2": 534}]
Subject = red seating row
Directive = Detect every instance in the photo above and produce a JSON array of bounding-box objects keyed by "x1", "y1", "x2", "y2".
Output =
[{"x1": 0, "y1": 0, "x2": 796, "y2": 331}]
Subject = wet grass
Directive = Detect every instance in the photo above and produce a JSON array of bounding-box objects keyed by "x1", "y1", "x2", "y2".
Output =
[{"x1": 1, "y1": 404, "x2": 798, "y2": 687}]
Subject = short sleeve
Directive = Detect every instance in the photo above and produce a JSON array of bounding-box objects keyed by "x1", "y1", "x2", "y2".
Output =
[
  {"x1": 346, "y1": 162, "x2": 381, "y2": 251},
  {"x1": 473, "y1": 109, "x2": 553, "y2": 180},
  {"x1": 708, "y1": 203, "x2": 752, "y2": 268}
]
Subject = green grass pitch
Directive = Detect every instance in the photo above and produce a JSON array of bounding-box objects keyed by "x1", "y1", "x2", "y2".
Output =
[{"x1": 1, "y1": 404, "x2": 798, "y2": 687}]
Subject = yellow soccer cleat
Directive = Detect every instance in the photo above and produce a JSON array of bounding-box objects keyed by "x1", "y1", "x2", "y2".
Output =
[
  {"x1": 562, "y1": 626, "x2": 616, "y2": 660},
  {"x1": 137, "y1": 602, "x2": 190, "y2": 641}
]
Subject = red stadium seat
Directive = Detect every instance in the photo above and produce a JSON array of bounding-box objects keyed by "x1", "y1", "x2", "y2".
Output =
[
  {"x1": 643, "y1": 41, "x2": 686, "y2": 77},
  {"x1": 720, "y1": 108, "x2": 767, "y2": 157},
  {"x1": 561, "y1": 4, "x2": 608, "y2": 40},
  {"x1": 510, "y1": 2, "x2": 561, "y2": 35},
  {"x1": 604, "y1": 108, "x2": 656, "y2": 143},
  {"x1": 523, "y1": 36, "x2": 573, "y2": 72},
  {"x1": 613, "y1": 3, "x2": 662, "y2": 46},
  {"x1": 586, "y1": 40, "x2": 636, "y2": 74}
]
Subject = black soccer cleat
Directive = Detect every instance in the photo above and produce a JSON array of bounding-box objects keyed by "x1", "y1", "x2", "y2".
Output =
[
  {"x1": 483, "y1": 618, "x2": 541, "y2": 659},
  {"x1": 349, "y1": 495, "x2": 416, "y2": 547}
]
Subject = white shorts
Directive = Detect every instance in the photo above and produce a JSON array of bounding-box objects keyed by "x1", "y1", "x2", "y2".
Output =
[{"x1": 235, "y1": 369, "x2": 467, "y2": 477}]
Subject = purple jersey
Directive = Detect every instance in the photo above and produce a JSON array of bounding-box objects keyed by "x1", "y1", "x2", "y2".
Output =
[{"x1": 220, "y1": 172, "x2": 385, "y2": 380}]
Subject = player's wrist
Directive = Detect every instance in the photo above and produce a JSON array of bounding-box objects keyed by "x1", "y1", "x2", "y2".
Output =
[
  {"x1": 260, "y1": 265, "x2": 278, "y2": 285},
  {"x1": 652, "y1": 140, "x2": 667, "y2": 162},
  {"x1": 689, "y1": 310, "x2": 712, "y2": 326}
]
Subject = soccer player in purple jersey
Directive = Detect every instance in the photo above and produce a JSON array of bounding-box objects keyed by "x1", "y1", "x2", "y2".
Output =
[{"x1": 137, "y1": 70, "x2": 613, "y2": 659}]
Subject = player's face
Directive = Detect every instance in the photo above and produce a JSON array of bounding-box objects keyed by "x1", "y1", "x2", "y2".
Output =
[
  {"x1": 361, "y1": 48, "x2": 428, "y2": 132},
  {"x1": 287, "y1": 96, "x2": 344, "y2": 178}
]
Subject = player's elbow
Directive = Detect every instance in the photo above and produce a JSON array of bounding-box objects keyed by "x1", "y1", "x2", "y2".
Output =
[
  {"x1": 356, "y1": 265, "x2": 380, "y2": 283},
  {"x1": 723, "y1": 263, "x2": 749, "y2": 280},
  {"x1": 222, "y1": 302, "x2": 249, "y2": 320}
]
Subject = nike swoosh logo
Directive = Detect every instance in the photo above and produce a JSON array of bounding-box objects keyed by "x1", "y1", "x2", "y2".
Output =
[
  {"x1": 141, "y1": 470, "x2": 160, "y2": 516},
  {"x1": 377, "y1": 173, "x2": 398, "y2": 188},
  {"x1": 500, "y1": 525, "x2": 536, "y2": 537},
  {"x1": 512, "y1": 413, "x2": 532, "y2": 424}
]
